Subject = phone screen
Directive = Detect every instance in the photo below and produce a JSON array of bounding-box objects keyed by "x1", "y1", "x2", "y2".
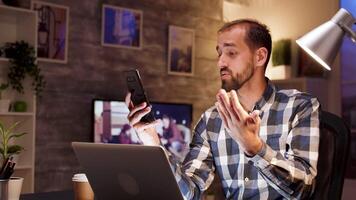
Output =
[{"x1": 125, "y1": 69, "x2": 155, "y2": 123}]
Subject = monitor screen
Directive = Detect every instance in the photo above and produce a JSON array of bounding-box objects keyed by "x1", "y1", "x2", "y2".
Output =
[{"x1": 93, "y1": 99, "x2": 193, "y2": 161}]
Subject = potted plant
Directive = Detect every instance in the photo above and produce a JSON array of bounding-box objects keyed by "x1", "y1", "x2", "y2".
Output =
[
  {"x1": 266, "y1": 39, "x2": 292, "y2": 80},
  {"x1": 0, "y1": 121, "x2": 26, "y2": 199},
  {"x1": 2, "y1": 40, "x2": 45, "y2": 96},
  {"x1": 0, "y1": 121, "x2": 26, "y2": 166}
]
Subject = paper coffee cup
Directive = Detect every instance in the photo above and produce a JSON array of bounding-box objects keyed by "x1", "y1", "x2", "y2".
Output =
[{"x1": 72, "y1": 173, "x2": 94, "y2": 200}]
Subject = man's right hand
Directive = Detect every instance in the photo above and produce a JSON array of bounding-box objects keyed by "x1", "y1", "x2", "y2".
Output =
[{"x1": 125, "y1": 92, "x2": 161, "y2": 146}]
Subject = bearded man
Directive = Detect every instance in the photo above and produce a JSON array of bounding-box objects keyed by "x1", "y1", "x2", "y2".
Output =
[{"x1": 126, "y1": 19, "x2": 320, "y2": 200}]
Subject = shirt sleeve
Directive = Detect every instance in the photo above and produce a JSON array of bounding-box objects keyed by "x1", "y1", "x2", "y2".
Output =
[
  {"x1": 165, "y1": 112, "x2": 215, "y2": 200},
  {"x1": 248, "y1": 96, "x2": 320, "y2": 199}
]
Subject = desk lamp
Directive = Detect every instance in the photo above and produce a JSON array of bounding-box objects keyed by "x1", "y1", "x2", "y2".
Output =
[{"x1": 296, "y1": 8, "x2": 356, "y2": 70}]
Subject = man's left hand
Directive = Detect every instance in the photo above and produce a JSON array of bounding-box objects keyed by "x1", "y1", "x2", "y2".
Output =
[{"x1": 216, "y1": 89, "x2": 263, "y2": 156}]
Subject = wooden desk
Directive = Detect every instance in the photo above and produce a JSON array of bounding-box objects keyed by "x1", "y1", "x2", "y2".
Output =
[{"x1": 20, "y1": 190, "x2": 74, "y2": 200}]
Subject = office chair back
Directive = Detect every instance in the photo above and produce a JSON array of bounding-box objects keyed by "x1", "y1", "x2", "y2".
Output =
[{"x1": 311, "y1": 111, "x2": 350, "y2": 200}]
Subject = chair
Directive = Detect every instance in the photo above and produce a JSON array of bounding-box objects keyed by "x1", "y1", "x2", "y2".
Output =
[{"x1": 311, "y1": 111, "x2": 351, "y2": 200}]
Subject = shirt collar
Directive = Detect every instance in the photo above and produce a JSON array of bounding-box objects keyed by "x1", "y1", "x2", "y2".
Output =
[{"x1": 253, "y1": 77, "x2": 276, "y2": 111}]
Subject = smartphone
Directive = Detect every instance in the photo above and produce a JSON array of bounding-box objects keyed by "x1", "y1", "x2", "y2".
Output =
[{"x1": 124, "y1": 69, "x2": 155, "y2": 123}]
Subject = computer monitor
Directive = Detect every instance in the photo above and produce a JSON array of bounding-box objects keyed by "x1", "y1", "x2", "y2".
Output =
[{"x1": 93, "y1": 99, "x2": 192, "y2": 161}]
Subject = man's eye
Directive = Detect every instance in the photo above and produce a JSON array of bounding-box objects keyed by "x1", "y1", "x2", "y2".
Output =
[{"x1": 228, "y1": 51, "x2": 237, "y2": 56}]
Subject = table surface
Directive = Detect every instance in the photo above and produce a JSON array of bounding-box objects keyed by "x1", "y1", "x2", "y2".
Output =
[{"x1": 20, "y1": 190, "x2": 74, "y2": 200}]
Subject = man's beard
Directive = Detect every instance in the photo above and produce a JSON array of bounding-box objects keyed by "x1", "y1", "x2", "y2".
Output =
[{"x1": 221, "y1": 63, "x2": 254, "y2": 92}]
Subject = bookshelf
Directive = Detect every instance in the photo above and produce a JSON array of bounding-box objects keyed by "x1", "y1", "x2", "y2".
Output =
[{"x1": 0, "y1": 5, "x2": 37, "y2": 193}]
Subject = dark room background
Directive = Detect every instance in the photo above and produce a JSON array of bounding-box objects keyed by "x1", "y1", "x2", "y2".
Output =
[{"x1": 34, "y1": 0, "x2": 223, "y2": 192}]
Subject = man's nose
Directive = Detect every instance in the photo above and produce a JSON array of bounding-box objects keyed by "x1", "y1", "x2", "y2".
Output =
[{"x1": 217, "y1": 55, "x2": 227, "y2": 68}]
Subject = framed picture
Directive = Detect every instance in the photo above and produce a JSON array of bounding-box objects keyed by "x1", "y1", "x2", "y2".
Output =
[
  {"x1": 168, "y1": 26, "x2": 195, "y2": 76},
  {"x1": 31, "y1": 1, "x2": 69, "y2": 63},
  {"x1": 101, "y1": 5, "x2": 143, "y2": 49}
]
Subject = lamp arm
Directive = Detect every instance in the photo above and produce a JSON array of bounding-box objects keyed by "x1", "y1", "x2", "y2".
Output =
[{"x1": 340, "y1": 24, "x2": 356, "y2": 43}]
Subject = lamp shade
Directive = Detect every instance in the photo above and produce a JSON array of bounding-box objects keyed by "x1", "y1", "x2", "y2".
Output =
[{"x1": 296, "y1": 8, "x2": 356, "y2": 70}]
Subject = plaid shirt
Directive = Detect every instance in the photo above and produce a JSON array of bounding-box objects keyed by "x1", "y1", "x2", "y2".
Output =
[{"x1": 167, "y1": 79, "x2": 320, "y2": 200}]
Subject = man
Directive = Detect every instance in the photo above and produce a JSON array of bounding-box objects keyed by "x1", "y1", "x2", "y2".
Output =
[{"x1": 126, "y1": 19, "x2": 320, "y2": 199}]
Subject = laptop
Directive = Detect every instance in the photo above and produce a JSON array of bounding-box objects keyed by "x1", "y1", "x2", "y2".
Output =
[{"x1": 72, "y1": 142, "x2": 184, "y2": 200}]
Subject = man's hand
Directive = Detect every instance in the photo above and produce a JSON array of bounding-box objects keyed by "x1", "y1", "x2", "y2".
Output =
[
  {"x1": 125, "y1": 92, "x2": 160, "y2": 146},
  {"x1": 215, "y1": 89, "x2": 263, "y2": 156}
]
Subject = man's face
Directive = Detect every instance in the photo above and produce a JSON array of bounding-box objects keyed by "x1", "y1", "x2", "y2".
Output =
[{"x1": 216, "y1": 25, "x2": 255, "y2": 91}]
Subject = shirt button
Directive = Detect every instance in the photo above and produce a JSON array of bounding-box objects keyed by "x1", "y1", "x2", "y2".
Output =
[{"x1": 244, "y1": 177, "x2": 249, "y2": 182}]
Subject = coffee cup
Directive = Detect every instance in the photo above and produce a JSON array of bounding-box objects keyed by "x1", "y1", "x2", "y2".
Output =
[{"x1": 72, "y1": 173, "x2": 94, "y2": 200}]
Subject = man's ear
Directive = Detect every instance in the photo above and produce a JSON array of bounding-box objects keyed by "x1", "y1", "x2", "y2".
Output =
[{"x1": 254, "y1": 47, "x2": 268, "y2": 68}]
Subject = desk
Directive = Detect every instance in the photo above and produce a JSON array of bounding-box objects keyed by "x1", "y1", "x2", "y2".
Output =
[{"x1": 20, "y1": 190, "x2": 74, "y2": 200}]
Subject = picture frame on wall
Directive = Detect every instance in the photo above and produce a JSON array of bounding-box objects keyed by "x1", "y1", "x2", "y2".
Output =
[
  {"x1": 31, "y1": 1, "x2": 69, "y2": 63},
  {"x1": 168, "y1": 26, "x2": 195, "y2": 76},
  {"x1": 101, "y1": 5, "x2": 143, "y2": 49}
]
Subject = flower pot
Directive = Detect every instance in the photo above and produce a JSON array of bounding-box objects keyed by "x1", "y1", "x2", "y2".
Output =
[
  {"x1": 0, "y1": 179, "x2": 8, "y2": 200},
  {"x1": 13, "y1": 101, "x2": 27, "y2": 112},
  {"x1": 0, "y1": 99, "x2": 10, "y2": 112},
  {"x1": 8, "y1": 177, "x2": 23, "y2": 200},
  {"x1": 266, "y1": 65, "x2": 292, "y2": 80}
]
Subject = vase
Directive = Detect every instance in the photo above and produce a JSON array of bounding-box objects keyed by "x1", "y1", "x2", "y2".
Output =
[
  {"x1": 266, "y1": 65, "x2": 292, "y2": 80},
  {"x1": 13, "y1": 101, "x2": 27, "y2": 112},
  {"x1": 0, "y1": 179, "x2": 8, "y2": 200},
  {"x1": 0, "y1": 99, "x2": 10, "y2": 112},
  {"x1": 8, "y1": 177, "x2": 23, "y2": 200}
]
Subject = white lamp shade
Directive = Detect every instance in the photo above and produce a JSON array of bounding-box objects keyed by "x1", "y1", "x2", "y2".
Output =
[
  {"x1": 296, "y1": 21, "x2": 344, "y2": 71},
  {"x1": 296, "y1": 8, "x2": 355, "y2": 71}
]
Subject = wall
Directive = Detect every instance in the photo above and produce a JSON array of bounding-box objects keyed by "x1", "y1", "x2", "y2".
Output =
[
  {"x1": 31, "y1": 0, "x2": 344, "y2": 192},
  {"x1": 341, "y1": 1, "x2": 356, "y2": 122},
  {"x1": 35, "y1": 0, "x2": 223, "y2": 192},
  {"x1": 223, "y1": 0, "x2": 341, "y2": 115}
]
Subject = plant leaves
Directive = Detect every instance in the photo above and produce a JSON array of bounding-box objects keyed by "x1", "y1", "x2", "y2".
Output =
[
  {"x1": 8, "y1": 132, "x2": 27, "y2": 140},
  {"x1": 4, "y1": 121, "x2": 21, "y2": 138},
  {"x1": 0, "y1": 121, "x2": 26, "y2": 162},
  {"x1": 4, "y1": 40, "x2": 45, "y2": 95},
  {"x1": 7, "y1": 145, "x2": 24, "y2": 155}
]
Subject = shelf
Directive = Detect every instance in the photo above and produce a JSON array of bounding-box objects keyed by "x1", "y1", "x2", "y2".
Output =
[
  {"x1": 15, "y1": 165, "x2": 32, "y2": 170},
  {"x1": 0, "y1": 4, "x2": 37, "y2": 194},
  {"x1": 0, "y1": 112, "x2": 34, "y2": 116},
  {"x1": 0, "y1": 5, "x2": 35, "y2": 14},
  {"x1": 0, "y1": 5, "x2": 37, "y2": 47}
]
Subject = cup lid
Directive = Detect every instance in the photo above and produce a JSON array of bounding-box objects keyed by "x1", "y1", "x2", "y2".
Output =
[{"x1": 72, "y1": 173, "x2": 88, "y2": 182}]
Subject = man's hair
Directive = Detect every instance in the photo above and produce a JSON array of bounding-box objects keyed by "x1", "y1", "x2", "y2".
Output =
[{"x1": 218, "y1": 19, "x2": 272, "y2": 70}]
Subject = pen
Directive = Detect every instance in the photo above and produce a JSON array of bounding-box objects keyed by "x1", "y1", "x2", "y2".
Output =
[
  {"x1": 0, "y1": 157, "x2": 15, "y2": 179},
  {"x1": 4, "y1": 162, "x2": 15, "y2": 179},
  {"x1": 0, "y1": 157, "x2": 9, "y2": 175}
]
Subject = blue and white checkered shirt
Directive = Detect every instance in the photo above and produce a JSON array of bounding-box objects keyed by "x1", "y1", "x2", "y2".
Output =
[{"x1": 167, "y1": 79, "x2": 320, "y2": 200}]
